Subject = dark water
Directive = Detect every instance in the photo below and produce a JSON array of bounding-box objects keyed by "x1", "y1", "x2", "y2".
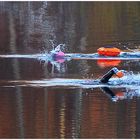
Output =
[{"x1": 0, "y1": 2, "x2": 140, "y2": 138}]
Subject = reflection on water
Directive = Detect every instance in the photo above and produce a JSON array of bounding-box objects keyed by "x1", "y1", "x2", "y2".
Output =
[{"x1": 0, "y1": 1, "x2": 140, "y2": 138}]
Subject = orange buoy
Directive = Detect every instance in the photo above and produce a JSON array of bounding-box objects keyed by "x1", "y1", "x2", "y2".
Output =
[
  {"x1": 97, "y1": 47, "x2": 121, "y2": 56},
  {"x1": 97, "y1": 59, "x2": 121, "y2": 68}
]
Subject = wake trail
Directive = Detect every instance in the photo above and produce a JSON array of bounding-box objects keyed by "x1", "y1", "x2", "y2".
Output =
[
  {"x1": 0, "y1": 52, "x2": 140, "y2": 60},
  {"x1": 1, "y1": 73, "x2": 140, "y2": 88}
]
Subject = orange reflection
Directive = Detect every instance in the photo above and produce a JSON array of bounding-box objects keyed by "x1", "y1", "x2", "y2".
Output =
[
  {"x1": 97, "y1": 59, "x2": 121, "y2": 68},
  {"x1": 115, "y1": 92, "x2": 125, "y2": 100}
]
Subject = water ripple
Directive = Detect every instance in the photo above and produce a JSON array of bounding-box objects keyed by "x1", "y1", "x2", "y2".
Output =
[{"x1": 1, "y1": 73, "x2": 140, "y2": 88}]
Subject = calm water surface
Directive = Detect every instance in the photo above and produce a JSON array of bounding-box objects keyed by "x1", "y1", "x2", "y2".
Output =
[{"x1": 0, "y1": 2, "x2": 140, "y2": 138}]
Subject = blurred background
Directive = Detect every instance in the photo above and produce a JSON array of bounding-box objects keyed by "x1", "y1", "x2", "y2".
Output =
[{"x1": 0, "y1": 1, "x2": 140, "y2": 138}]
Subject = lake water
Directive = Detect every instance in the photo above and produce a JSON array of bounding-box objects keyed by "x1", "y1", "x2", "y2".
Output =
[{"x1": 0, "y1": 1, "x2": 140, "y2": 138}]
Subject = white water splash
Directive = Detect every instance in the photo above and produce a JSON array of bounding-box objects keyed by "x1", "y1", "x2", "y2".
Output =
[{"x1": 109, "y1": 71, "x2": 140, "y2": 86}]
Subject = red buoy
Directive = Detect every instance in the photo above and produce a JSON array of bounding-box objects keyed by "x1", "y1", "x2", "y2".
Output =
[{"x1": 97, "y1": 47, "x2": 121, "y2": 56}]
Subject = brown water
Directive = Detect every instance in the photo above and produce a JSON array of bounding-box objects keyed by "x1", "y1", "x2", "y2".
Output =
[{"x1": 0, "y1": 2, "x2": 140, "y2": 138}]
